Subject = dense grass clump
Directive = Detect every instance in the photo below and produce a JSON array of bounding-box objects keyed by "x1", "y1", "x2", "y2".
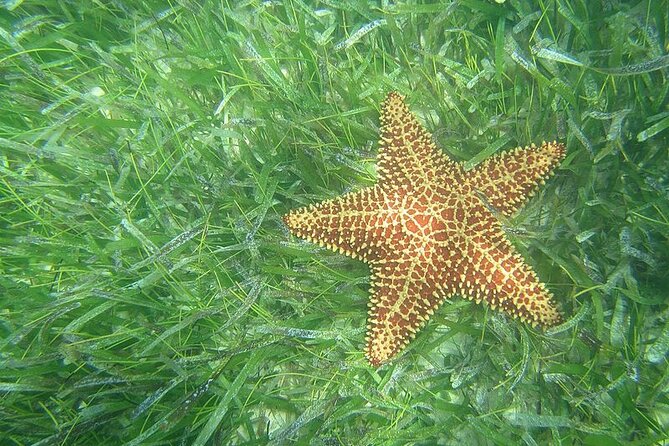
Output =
[{"x1": 1, "y1": 1, "x2": 667, "y2": 444}]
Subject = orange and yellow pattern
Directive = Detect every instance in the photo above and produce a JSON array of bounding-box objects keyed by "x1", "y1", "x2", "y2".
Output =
[{"x1": 284, "y1": 92, "x2": 565, "y2": 367}]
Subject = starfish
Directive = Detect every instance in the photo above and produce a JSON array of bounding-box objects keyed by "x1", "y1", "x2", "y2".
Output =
[{"x1": 283, "y1": 92, "x2": 565, "y2": 367}]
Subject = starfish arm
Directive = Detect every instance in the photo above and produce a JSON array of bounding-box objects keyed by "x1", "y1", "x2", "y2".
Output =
[
  {"x1": 460, "y1": 246, "x2": 562, "y2": 327},
  {"x1": 448, "y1": 211, "x2": 562, "y2": 327},
  {"x1": 365, "y1": 256, "x2": 443, "y2": 367},
  {"x1": 377, "y1": 92, "x2": 456, "y2": 193},
  {"x1": 469, "y1": 141, "x2": 566, "y2": 216},
  {"x1": 283, "y1": 186, "x2": 395, "y2": 261}
]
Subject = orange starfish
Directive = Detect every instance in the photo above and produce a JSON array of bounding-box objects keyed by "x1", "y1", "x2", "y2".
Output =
[{"x1": 283, "y1": 92, "x2": 565, "y2": 367}]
